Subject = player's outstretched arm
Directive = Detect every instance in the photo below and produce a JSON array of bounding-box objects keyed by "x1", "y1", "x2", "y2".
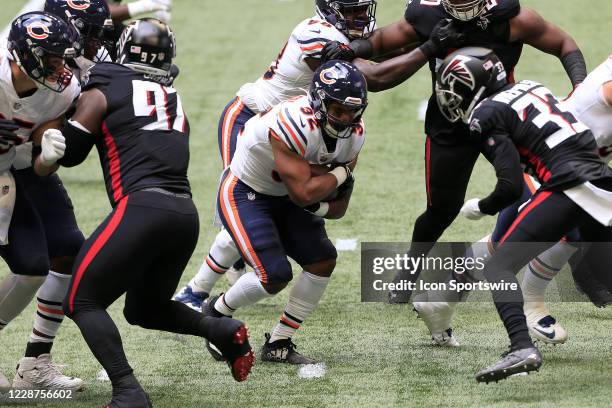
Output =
[
  {"x1": 270, "y1": 133, "x2": 350, "y2": 207},
  {"x1": 33, "y1": 89, "x2": 106, "y2": 175},
  {"x1": 509, "y1": 7, "x2": 587, "y2": 87}
]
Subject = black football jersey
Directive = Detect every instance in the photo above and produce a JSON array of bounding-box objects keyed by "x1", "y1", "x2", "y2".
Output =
[
  {"x1": 404, "y1": 0, "x2": 522, "y2": 145},
  {"x1": 83, "y1": 63, "x2": 191, "y2": 206},
  {"x1": 470, "y1": 80, "x2": 610, "y2": 213}
]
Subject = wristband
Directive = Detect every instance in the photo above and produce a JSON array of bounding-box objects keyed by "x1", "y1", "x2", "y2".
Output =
[
  {"x1": 314, "y1": 202, "x2": 329, "y2": 217},
  {"x1": 419, "y1": 40, "x2": 438, "y2": 60},
  {"x1": 330, "y1": 166, "x2": 348, "y2": 187}
]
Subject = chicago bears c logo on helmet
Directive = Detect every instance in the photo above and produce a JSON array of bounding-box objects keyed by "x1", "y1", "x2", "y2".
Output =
[
  {"x1": 67, "y1": 0, "x2": 91, "y2": 10},
  {"x1": 26, "y1": 22, "x2": 50, "y2": 40},
  {"x1": 441, "y1": 55, "x2": 476, "y2": 90},
  {"x1": 320, "y1": 67, "x2": 339, "y2": 85}
]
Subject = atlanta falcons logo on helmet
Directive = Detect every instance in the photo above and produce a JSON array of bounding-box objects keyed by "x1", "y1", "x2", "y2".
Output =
[{"x1": 441, "y1": 55, "x2": 476, "y2": 90}]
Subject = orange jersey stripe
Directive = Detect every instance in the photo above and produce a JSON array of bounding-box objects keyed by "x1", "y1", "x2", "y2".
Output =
[
  {"x1": 206, "y1": 256, "x2": 226, "y2": 274},
  {"x1": 279, "y1": 110, "x2": 305, "y2": 155},
  {"x1": 280, "y1": 316, "x2": 300, "y2": 329},
  {"x1": 300, "y1": 44, "x2": 324, "y2": 52}
]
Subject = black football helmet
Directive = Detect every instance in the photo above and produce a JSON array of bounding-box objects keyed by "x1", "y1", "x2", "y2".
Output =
[
  {"x1": 442, "y1": 0, "x2": 486, "y2": 21},
  {"x1": 435, "y1": 47, "x2": 507, "y2": 124},
  {"x1": 310, "y1": 60, "x2": 368, "y2": 139},
  {"x1": 44, "y1": 0, "x2": 113, "y2": 62},
  {"x1": 315, "y1": 0, "x2": 377, "y2": 40},
  {"x1": 7, "y1": 11, "x2": 81, "y2": 92},
  {"x1": 116, "y1": 18, "x2": 176, "y2": 83}
]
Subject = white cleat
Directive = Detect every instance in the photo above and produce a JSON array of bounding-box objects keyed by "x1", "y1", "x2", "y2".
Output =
[
  {"x1": 413, "y1": 301, "x2": 460, "y2": 347},
  {"x1": 0, "y1": 370, "x2": 11, "y2": 393},
  {"x1": 13, "y1": 354, "x2": 85, "y2": 391},
  {"x1": 524, "y1": 302, "x2": 568, "y2": 345},
  {"x1": 225, "y1": 266, "x2": 247, "y2": 286}
]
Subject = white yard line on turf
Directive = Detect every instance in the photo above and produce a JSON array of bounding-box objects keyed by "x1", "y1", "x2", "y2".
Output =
[{"x1": 0, "y1": 0, "x2": 46, "y2": 49}]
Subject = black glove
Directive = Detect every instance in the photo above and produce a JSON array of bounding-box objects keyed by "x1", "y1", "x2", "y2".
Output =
[
  {"x1": 419, "y1": 19, "x2": 466, "y2": 59},
  {"x1": 321, "y1": 41, "x2": 356, "y2": 63},
  {"x1": 0, "y1": 119, "x2": 22, "y2": 149}
]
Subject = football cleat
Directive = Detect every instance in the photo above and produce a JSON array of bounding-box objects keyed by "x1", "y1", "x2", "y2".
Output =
[
  {"x1": 0, "y1": 370, "x2": 10, "y2": 393},
  {"x1": 525, "y1": 306, "x2": 568, "y2": 345},
  {"x1": 106, "y1": 387, "x2": 152, "y2": 408},
  {"x1": 173, "y1": 285, "x2": 209, "y2": 311},
  {"x1": 225, "y1": 266, "x2": 247, "y2": 286},
  {"x1": 13, "y1": 354, "x2": 85, "y2": 391},
  {"x1": 204, "y1": 317, "x2": 255, "y2": 382},
  {"x1": 202, "y1": 296, "x2": 230, "y2": 362},
  {"x1": 260, "y1": 333, "x2": 316, "y2": 365},
  {"x1": 413, "y1": 301, "x2": 460, "y2": 347},
  {"x1": 476, "y1": 346, "x2": 542, "y2": 383},
  {"x1": 573, "y1": 270, "x2": 612, "y2": 308}
]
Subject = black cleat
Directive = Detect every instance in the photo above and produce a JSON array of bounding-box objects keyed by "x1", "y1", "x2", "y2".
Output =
[
  {"x1": 476, "y1": 346, "x2": 542, "y2": 383},
  {"x1": 205, "y1": 316, "x2": 254, "y2": 382},
  {"x1": 202, "y1": 295, "x2": 231, "y2": 361},
  {"x1": 573, "y1": 271, "x2": 612, "y2": 308},
  {"x1": 260, "y1": 333, "x2": 316, "y2": 365},
  {"x1": 106, "y1": 387, "x2": 152, "y2": 408}
]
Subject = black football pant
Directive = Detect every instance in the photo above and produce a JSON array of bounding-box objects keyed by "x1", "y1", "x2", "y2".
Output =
[
  {"x1": 63, "y1": 190, "x2": 211, "y2": 382},
  {"x1": 408, "y1": 137, "x2": 481, "y2": 273},
  {"x1": 482, "y1": 189, "x2": 612, "y2": 349}
]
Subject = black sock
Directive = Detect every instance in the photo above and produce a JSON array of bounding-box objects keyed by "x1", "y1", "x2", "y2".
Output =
[{"x1": 24, "y1": 341, "x2": 53, "y2": 358}]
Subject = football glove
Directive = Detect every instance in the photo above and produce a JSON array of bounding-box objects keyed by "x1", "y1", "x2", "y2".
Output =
[
  {"x1": 460, "y1": 198, "x2": 485, "y2": 220},
  {"x1": 320, "y1": 41, "x2": 356, "y2": 63},
  {"x1": 40, "y1": 129, "x2": 66, "y2": 166},
  {"x1": 127, "y1": 0, "x2": 171, "y2": 20},
  {"x1": 0, "y1": 119, "x2": 22, "y2": 150},
  {"x1": 420, "y1": 19, "x2": 466, "y2": 59}
]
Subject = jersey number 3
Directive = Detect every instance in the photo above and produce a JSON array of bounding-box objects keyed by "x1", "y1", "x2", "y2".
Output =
[{"x1": 132, "y1": 80, "x2": 186, "y2": 132}]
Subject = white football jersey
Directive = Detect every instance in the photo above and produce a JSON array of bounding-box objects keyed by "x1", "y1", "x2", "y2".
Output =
[
  {"x1": 564, "y1": 56, "x2": 612, "y2": 162},
  {"x1": 231, "y1": 95, "x2": 365, "y2": 196},
  {"x1": 236, "y1": 16, "x2": 349, "y2": 113},
  {"x1": 0, "y1": 49, "x2": 80, "y2": 171}
]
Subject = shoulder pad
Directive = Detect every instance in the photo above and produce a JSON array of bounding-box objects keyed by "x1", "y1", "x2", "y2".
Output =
[
  {"x1": 486, "y1": 0, "x2": 521, "y2": 22},
  {"x1": 271, "y1": 98, "x2": 316, "y2": 157},
  {"x1": 295, "y1": 18, "x2": 348, "y2": 58}
]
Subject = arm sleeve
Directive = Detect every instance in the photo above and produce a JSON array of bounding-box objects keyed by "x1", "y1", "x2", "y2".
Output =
[
  {"x1": 479, "y1": 134, "x2": 524, "y2": 215},
  {"x1": 56, "y1": 120, "x2": 97, "y2": 167}
]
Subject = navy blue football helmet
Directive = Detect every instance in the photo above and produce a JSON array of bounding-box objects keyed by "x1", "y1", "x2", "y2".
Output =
[
  {"x1": 7, "y1": 11, "x2": 82, "y2": 92},
  {"x1": 310, "y1": 60, "x2": 368, "y2": 139},
  {"x1": 315, "y1": 0, "x2": 377, "y2": 40},
  {"x1": 116, "y1": 18, "x2": 176, "y2": 83},
  {"x1": 44, "y1": 0, "x2": 114, "y2": 62}
]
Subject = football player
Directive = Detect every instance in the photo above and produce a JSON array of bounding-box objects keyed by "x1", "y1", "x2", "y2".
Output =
[
  {"x1": 202, "y1": 60, "x2": 365, "y2": 365},
  {"x1": 33, "y1": 19, "x2": 254, "y2": 407},
  {"x1": 436, "y1": 47, "x2": 612, "y2": 382},
  {"x1": 321, "y1": 0, "x2": 587, "y2": 304},
  {"x1": 0, "y1": 12, "x2": 85, "y2": 392},
  {"x1": 414, "y1": 55, "x2": 612, "y2": 348},
  {"x1": 44, "y1": 0, "x2": 115, "y2": 83},
  {"x1": 174, "y1": 0, "x2": 377, "y2": 311}
]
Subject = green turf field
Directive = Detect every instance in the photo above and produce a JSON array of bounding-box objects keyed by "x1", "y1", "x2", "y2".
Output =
[{"x1": 1, "y1": 1, "x2": 611, "y2": 407}]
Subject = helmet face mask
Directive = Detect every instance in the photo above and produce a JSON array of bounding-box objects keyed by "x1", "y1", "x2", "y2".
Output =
[
  {"x1": 310, "y1": 60, "x2": 368, "y2": 139},
  {"x1": 116, "y1": 19, "x2": 176, "y2": 83},
  {"x1": 44, "y1": 0, "x2": 114, "y2": 62},
  {"x1": 435, "y1": 47, "x2": 507, "y2": 124},
  {"x1": 441, "y1": 0, "x2": 486, "y2": 21},
  {"x1": 8, "y1": 11, "x2": 82, "y2": 92},
  {"x1": 316, "y1": 0, "x2": 377, "y2": 40}
]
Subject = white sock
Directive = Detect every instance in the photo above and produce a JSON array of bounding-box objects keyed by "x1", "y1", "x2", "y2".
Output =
[
  {"x1": 269, "y1": 271, "x2": 330, "y2": 343},
  {"x1": 522, "y1": 241, "x2": 577, "y2": 316},
  {"x1": 29, "y1": 271, "x2": 70, "y2": 343},
  {"x1": 191, "y1": 229, "x2": 241, "y2": 293},
  {"x1": 0, "y1": 273, "x2": 46, "y2": 330},
  {"x1": 215, "y1": 272, "x2": 271, "y2": 316}
]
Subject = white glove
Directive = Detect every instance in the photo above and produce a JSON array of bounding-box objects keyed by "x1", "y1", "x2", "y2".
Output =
[
  {"x1": 40, "y1": 129, "x2": 66, "y2": 166},
  {"x1": 127, "y1": 0, "x2": 171, "y2": 17},
  {"x1": 460, "y1": 198, "x2": 485, "y2": 220}
]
